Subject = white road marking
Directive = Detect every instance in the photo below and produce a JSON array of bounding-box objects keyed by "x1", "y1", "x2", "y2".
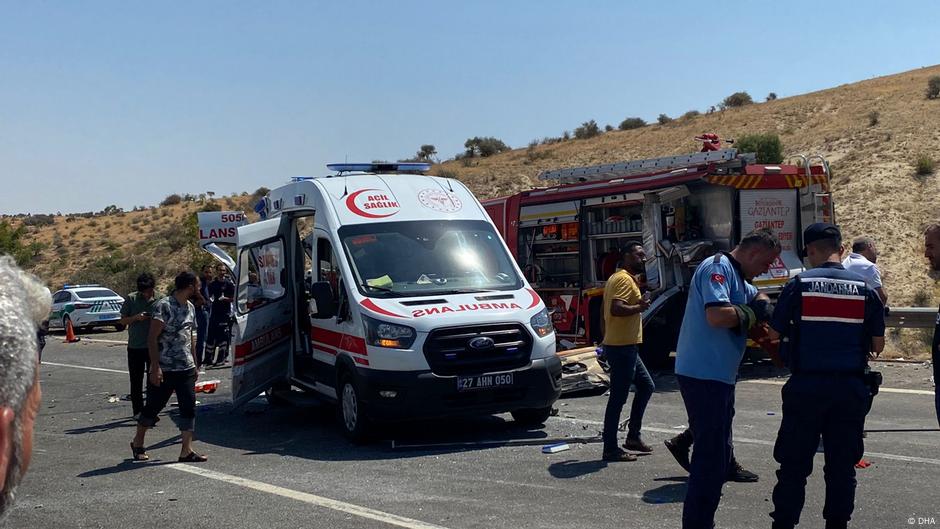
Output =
[
  {"x1": 166, "y1": 464, "x2": 453, "y2": 529},
  {"x1": 41, "y1": 361, "x2": 128, "y2": 374},
  {"x1": 554, "y1": 417, "x2": 940, "y2": 467},
  {"x1": 742, "y1": 379, "x2": 936, "y2": 396}
]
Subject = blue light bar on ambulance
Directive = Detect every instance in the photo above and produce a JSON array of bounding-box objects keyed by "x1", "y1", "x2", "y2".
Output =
[{"x1": 326, "y1": 162, "x2": 431, "y2": 173}]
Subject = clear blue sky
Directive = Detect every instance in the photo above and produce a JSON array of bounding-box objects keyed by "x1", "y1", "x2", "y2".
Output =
[{"x1": 2, "y1": 0, "x2": 938, "y2": 214}]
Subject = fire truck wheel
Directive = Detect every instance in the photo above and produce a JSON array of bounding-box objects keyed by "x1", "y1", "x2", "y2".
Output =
[
  {"x1": 114, "y1": 324, "x2": 126, "y2": 332},
  {"x1": 511, "y1": 406, "x2": 553, "y2": 426},
  {"x1": 337, "y1": 372, "x2": 372, "y2": 443}
]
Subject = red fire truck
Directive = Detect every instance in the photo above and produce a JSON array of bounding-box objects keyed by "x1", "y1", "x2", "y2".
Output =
[{"x1": 482, "y1": 144, "x2": 834, "y2": 365}]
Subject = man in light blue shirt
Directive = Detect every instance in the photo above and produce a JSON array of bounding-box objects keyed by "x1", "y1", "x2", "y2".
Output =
[{"x1": 673, "y1": 229, "x2": 781, "y2": 529}]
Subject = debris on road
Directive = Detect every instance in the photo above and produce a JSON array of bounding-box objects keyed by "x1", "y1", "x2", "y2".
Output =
[
  {"x1": 557, "y1": 347, "x2": 609, "y2": 395},
  {"x1": 541, "y1": 442, "x2": 571, "y2": 454}
]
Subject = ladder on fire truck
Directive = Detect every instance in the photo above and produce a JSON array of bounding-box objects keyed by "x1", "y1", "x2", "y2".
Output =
[{"x1": 537, "y1": 148, "x2": 754, "y2": 184}]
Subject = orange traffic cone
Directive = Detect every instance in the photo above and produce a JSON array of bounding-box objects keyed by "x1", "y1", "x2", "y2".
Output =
[{"x1": 64, "y1": 319, "x2": 80, "y2": 343}]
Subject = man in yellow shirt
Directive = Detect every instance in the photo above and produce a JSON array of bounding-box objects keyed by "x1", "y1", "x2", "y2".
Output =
[{"x1": 601, "y1": 242, "x2": 655, "y2": 462}]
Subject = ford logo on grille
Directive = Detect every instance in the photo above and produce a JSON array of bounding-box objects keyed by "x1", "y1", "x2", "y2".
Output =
[{"x1": 468, "y1": 336, "x2": 495, "y2": 351}]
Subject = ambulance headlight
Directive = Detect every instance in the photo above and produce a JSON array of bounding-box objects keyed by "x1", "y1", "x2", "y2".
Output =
[
  {"x1": 363, "y1": 315, "x2": 416, "y2": 349},
  {"x1": 529, "y1": 308, "x2": 554, "y2": 338}
]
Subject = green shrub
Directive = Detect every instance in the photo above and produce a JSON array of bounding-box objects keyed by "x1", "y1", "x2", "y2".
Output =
[
  {"x1": 657, "y1": 113, "x2": 673, "y2": 125},
  {"x1": 618, "y1": 117, "x2": 646, "y2": 130},
  {"x1": 21, "y1": 214, "x2": 55, "y2": 227},
  {"x1": 680, "y1": 110, "x2": 701, "y2": 120},
  {"x1": 766, "y1": 92, "x2": 778, "y2": 101},
  {"x1": 868, "y1": 111, "x2": 880, "y2": 127},
  {"x1": 604, "y1": 124, "x2": 614, "y2": 132},
  {"x1": 926, "y1": 75, "x2": 940, "y2": 100},
  {"x1": 735, "y1": 133, "x2": 783, "y2": 164},
  {"x1": 720, "y1": 91, "x2": 754, "y2": 109},
  {"x1": 573, "y1": 120, "x2": 601, "y2": 139},
  {"x1": 160, "y1": 194, "x2": 182, "y2": 207},
  {"x1": 914, "y1": 154, "x2": 935, "y2": 177}
]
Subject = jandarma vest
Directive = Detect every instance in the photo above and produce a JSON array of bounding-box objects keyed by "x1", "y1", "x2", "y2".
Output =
[{"x1": 788, "y1": 266, "x2": 873, "y2": 374}]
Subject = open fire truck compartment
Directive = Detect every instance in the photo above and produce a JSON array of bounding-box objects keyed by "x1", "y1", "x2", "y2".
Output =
[{"x1": 482, "y1": 147, "x2": 835, "y2": 365}]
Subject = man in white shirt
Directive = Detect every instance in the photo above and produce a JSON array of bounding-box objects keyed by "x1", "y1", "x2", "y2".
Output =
[{"x1": 843, "y1": 237, "x2": 888, "y2": 305}]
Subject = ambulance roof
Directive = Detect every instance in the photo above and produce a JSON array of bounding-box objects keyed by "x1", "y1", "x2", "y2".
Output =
[{"x1": 311, "y1": 173, "x2": 485, "y2": 225}]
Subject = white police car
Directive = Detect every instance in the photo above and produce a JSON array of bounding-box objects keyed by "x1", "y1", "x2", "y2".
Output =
[{"x1": 49, "y1": 284, "x2": 126, "y2": 332}]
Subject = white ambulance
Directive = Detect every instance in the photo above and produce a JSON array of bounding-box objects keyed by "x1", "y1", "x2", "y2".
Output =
[{"x1": 204, "y1": 163, "x2": 561, "y2": 441}]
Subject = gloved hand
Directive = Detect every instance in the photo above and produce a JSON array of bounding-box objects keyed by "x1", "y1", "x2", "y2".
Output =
[
  {"x1": 731, "y1": 304, "x2": 756, "y2": 335},
  {"x1": 748, "y1": 298, "x2": 775, "y2": 323}
]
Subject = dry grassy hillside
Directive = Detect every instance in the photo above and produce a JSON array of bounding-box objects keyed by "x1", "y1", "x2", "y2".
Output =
[
  {"x1": 436, "y1": 65, "x2": 940, "y2": 312},
  {"x1": 10, "y1": 194, "x2": 260, "y2": 294}
]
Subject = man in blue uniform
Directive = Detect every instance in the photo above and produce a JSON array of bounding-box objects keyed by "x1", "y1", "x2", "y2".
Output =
[
  {"x1": 768, "y1": 223, "x2": 885, "y2": 529},
  {"x1": 675, "y1": 228, "x2": 781, "y2": 529}
]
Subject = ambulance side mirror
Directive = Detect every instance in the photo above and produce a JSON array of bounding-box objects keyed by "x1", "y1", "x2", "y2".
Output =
[{"x1": 308, "y1": 281, "x2": 336, "y2": 319}]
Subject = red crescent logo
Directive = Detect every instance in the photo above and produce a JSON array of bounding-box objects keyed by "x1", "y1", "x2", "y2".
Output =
[
  {"x1": 360, "y1": 298, "x2": 407, "y2": 318},
  {"x1": 526, "y1": 288, "x2": 541, "y2": 309},
  {"x1": 345, "y1": 189, "x2": 399, "y2": 219}
]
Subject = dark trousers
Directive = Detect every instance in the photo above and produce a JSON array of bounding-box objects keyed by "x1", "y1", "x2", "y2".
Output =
[
  {"x1": 195, "y1": 308, "x2": 209, "y2": 365},
  {"x1": 934, "y1": 350, "x2": 939, "y2": 429},
  {"x1": 127, "y1": 347, "x2": 150, "y2": 416},
  {"x1": 770, "y1": 374, "x2": 868, "y2": 528},
  {"x1": 678, "y1": 374, "x2": 735, "y2": 529},
  {"x1": 602, "y1": 344, "x2": 655, "y2": 451},
  {"x1": 138, "y1": 368, "x2": 198, "y2": 432},
  {"x1": 672, "y1": 398, "x2": 738, "y2": 468}
]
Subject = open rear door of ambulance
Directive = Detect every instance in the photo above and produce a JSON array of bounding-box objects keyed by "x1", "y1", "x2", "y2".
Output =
[{"x1": 230, "y1": 216, "x2": 294, "y2": 407}]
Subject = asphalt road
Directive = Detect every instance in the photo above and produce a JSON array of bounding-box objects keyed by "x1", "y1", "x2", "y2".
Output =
[{"x1": 7, "y1": 330, "x2": 939, "y2": 529}]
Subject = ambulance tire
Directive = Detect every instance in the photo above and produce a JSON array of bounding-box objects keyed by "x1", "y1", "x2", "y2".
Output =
[
  {"x1": 511, "y1": 406, "x2": 553, "y2": 427},
  {"x1": 337, "y1": 372, "x2": 372, "y2": 443}
]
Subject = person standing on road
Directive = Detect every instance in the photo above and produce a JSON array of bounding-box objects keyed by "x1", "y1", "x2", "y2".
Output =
[
  {"x1": 0, "y1": 256, "x2": 50, "y2": 521},
  {"x1": 195, "y1": 265, "x2": 212, "y2": 368},
  {"x1": 923, "y1": 223, "x2": 940, "y2": 427},
  {"x1": 205, "y1": 267, "x2": 235, "y2": 366},
  {"x1": 843, "y1": 237, "x2": 888, "y2": 306},
  {"x1": 599, "y1": 242, "x2": 656, "y2": 462},
  {"x1": 118, "y1": 273, "x2": 157, "y2": 419},
  {"x1": 767, "y1": 223, "x2": 885, "y2": 529},
  {"x1": 673, "y1": 228, "x2": 780, "y2": 529},
  {"x1": 130, "y1": 271, "x2": 207, "y2": 463}
]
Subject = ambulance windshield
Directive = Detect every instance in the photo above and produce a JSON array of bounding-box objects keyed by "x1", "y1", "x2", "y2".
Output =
[{"x1": 340, "y1": 220, "x2": 523, "y2": 298}]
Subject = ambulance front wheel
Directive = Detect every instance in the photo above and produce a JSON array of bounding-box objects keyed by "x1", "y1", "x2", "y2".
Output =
[
  {"x1": 511, "y1": 406, "x2": 554, "y2": 427},
  {"x1": 337, "y1": 372, "x2": 373, "y2": 443}
]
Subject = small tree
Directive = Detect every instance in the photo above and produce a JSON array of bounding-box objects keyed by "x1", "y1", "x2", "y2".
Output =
[
  {"x1": 657, "y1": 113, "x2": 673, "y2": 125},
  {"x1": 416, "y1": 144, "x2": 437, "y2": 162},
  {"x1": 766, "y1": 92, "x2": 778, "y2": 102},
  {"x1": 680, "y1": 110, "x2": 700, "y2": 120},
  {"x1": 868, "y1": 111, "x2": 880, "y2": 127},
  {"x1": 463, "y1": 137, "x2": 510, "y2": 158},
  {"x1": 604, "y1": 124, "x2": 614, "y2": 132},
  {"x1": 926, "y1": 76, "x2": 940, "y2": 100},
  {"x1": 618, "y1": 117, "x2": 646, "y2": 130},
  {"x1": 719, "y1": 91, "x2": 754, "y2": 110},
  {"x1": 574, "y1": 119, "x2": 601, "y2": 139},
  {"x1": 562, "y1": 130, "x2": 571, "y2": 141},
  {"x1": 735, "y1": 133, "x2": 783, "y2": 164}
]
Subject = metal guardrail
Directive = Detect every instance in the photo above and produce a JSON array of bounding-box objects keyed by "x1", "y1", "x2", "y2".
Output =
[{"x1": 885, "y1": 307, "x2": 936, "y2": 329}]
